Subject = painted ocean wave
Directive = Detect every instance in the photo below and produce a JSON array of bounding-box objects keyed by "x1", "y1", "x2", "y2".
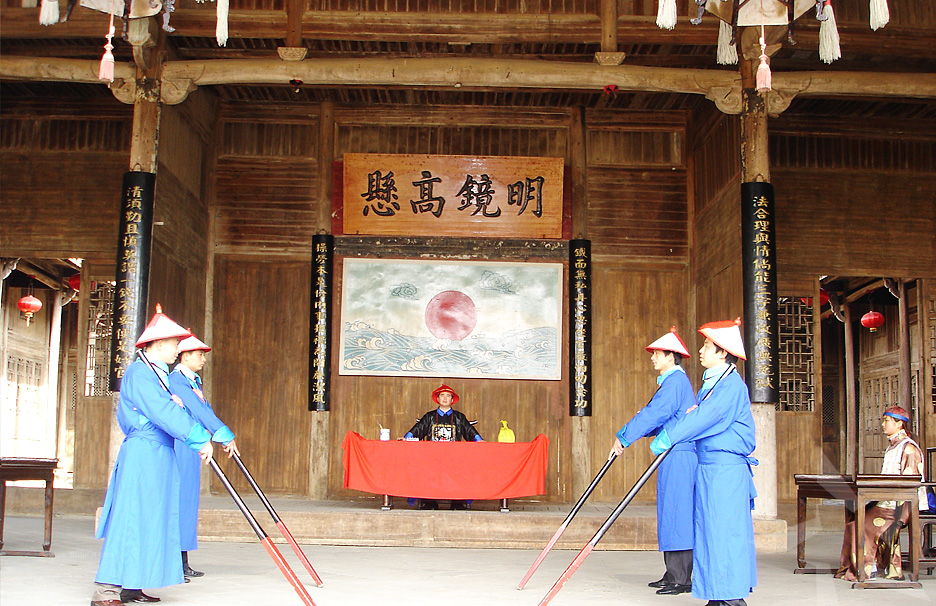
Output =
[{"x1": 341, "y1": 322, "x2": 559, "y2": 378}]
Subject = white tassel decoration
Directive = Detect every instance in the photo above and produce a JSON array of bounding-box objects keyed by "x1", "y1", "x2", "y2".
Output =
[
  {"x1": 819, "y1": 2, "x2": 841, "y2": 64},
  {"x1": 39, "y1": 0, "x2": 59, "y2": 26},
  {"x1": 716, "y1": 20, "x2": 737, "y2": 65},
  {"x1": 98, "y1": 14, "x2": 115, "y2": 83},
  {"x1": 656, "y1": 0, "x2": 677, "y2": 31},
  {"x1": 216, "y1": 0, "x2": 229, "y2": 46},
  {"x1": 755, "y1": 35, "x2": 771, "y2": 94},
  {"x1": 869, "y1": 0, "x2": 889, "y2": 31}
]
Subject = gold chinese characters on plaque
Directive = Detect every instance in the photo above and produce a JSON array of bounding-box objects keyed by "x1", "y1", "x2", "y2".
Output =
[{"x1": 342, "y1": 153, "x2": 564, "y2": 239}]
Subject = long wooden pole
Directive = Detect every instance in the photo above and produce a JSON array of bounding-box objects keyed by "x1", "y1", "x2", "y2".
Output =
[{"x1": 844, "y1": 304, "x2": 857, "y2": 476}]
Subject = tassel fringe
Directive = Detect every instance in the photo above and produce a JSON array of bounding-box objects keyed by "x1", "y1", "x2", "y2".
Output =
[
  {"x1": 98, "y1": 14, "x2": 115, "y2": 83},
  {"x1": 39, "y1": 0, "x2": 59, "y2": 26},
  {"x1": 870, "y1": 0, "x2": 889, "y2": 31},
  {"x1": 755, "y1": 35, "x2": 771, "y2": 94},
  {"x1": 716, "y1": 20, "x2": 737, "y2": 65},
  {"x1": 655, "y1": 0, "x2": 677, "y2": 31},
  {"x1": 216, "y1": 0, "x2": 229, "y2": 46},
  {"x1": 819, "y1": 3, "x2": 841, "y2": 64}
]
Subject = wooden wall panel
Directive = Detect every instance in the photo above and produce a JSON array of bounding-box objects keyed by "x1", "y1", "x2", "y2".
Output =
[
  {"x1": 773, "y1": 168, "x2": 936, "y2": 279},
  {"x1": 588, "y1": 265, "x2": 694, "y2": 502},
  {"x1": 212, "y1": 257, "x2": 312, "y2": 493},
  {"x1": 776, "y1": 411, "x2": 821, "y2": 501}
]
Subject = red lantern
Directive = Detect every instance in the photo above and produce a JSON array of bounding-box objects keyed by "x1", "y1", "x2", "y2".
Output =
[
  {"x1": 17, "y1": 294, "x2": 42, "y2": 327},
  {"x1": 68, "y1": 273, "x2": 81, "y2": 291},
  {"x1": 800, "y1": 289, "x2": 830, "y2": 307},
  {"x1": 860, "y1": 310, "x2": 885, "y2": 332}
]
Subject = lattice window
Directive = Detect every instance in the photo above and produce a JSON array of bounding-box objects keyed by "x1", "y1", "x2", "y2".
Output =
[
  {"x1": 777, "y1": 297, "x2": 815, "y2": 412},
  {"x1": 821, "y1": 384, "x2": 836, "y2": 426},
  {"x1": 84, "y1": 281, "x2": 114, "y2": 397}
]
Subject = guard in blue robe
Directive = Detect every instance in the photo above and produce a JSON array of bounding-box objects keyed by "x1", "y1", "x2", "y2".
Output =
[
  {"x1": 92, "y1": 309, "x2": 213, "y2": 606},
  {"x1": 651, "y1": 319, "x2": 757, "y2": 606},
  {"x1": 169, "y1": 334, "x2": 237, "y2": 578},
  {"x1": 614, "y1": 327, "x2": 697, "y2": 595}
]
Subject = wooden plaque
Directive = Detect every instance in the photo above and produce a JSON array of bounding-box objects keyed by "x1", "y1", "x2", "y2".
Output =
[{"x1": 342, "y1": 153, "x2": 564, "y2": 239}]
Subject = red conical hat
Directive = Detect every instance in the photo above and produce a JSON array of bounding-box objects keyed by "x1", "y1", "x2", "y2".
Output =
[
  {"x1": 432, "y1": 384, "x2": 460, "y2": 405},
  {"x1": 645, "y1": 326, "x2": 690, "y2": 357},
  {"x1": 698, "y1": 317, "x2": 746, "y2": 360},
  {"x1": 178, "y1": 333, "x2": 211, "y2": 353},
  {"x1": 134, "y1": 304, "x2": 191, "y2": 348}
]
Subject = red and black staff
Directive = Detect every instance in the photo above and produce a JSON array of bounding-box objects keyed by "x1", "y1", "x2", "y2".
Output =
[
  {"x1": 517, "y1": 450, "x2": 618, "y2": 590},
  {"x1": 231, "y1": 452, "x2": 324, "y2": 587},
  {"x1": 138, "y1": 351, "x2": 319, "y2": 606},
  {"x1": 536, "y1": 449, "x2": 670, "y2": 606}
]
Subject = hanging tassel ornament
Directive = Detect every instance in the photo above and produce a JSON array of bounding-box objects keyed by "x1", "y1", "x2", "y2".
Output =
[
  {"x1": 655, "y1": 0, "x2": 677, "y2": 31},
  {"x1": 716, "y1": 19, "x2": 738, "y2": 65},
  {"x1": 39, "y1": 0, "x2": 59, "y2": 26},
  {"x1": 98, "y1": 14, "x2": 115, "y2": 83},
  {"x1": 755, "y1": 31, "x2": 771, "y2": 94},
  {"x1": 869, "y1": 0, "x2": 889, "y2": 31},
  {"x1": 819, "y1": 0, "x2": 841, "y2": 64},
  {"x1": 216, "y1": 0, "x2": 229, "y2": 46}
]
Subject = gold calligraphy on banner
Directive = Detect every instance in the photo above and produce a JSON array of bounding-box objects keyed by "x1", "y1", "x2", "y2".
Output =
[
  {"x1": 113, "y1": 184, "x2": 147, "y2": 379},
  {"x1": 342, "y1": 153, "x2": 564, "y2": 239},
  {"x1": 750, "y1": 194, "x2": 775, "y2": 393},
  {"x1": 310, "y1": 237, "x2": 331, "y2": 410}
]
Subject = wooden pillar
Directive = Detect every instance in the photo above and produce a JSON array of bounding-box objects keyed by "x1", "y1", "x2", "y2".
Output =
[
  {"x1": 600, "y1": 0, "x2": 617, "y2": 52},
  {"x1": 898, "y1": 280, "x2": 913, "y2": 423},
  {"x1": 308, "y1": 101, "x2": 334, "y2": 500},
  {"x1": 568, "y1": 106, "x2": 591, "y2": 501},
  {"x1": 739, "y1": 31, "x2": 777, "y2": 520},
  {"x1": 844, "y1": 304, "x2": 857, "y2": 476}
]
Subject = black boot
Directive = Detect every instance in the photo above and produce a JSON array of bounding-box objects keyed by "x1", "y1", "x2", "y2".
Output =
[
  {"x1": 119, "y1": 589, "x2": 160, "y2": 603},
  {"x1": 182, "y1": 551, "x2": 204, "y2": 578}
]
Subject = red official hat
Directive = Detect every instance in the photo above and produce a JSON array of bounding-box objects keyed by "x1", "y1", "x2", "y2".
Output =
[
  {"x1": 134, "y1": 304, "x2": 191, "y2": 348},
  {"x1": 432, "y1": 384, "x2": 460, "y2": 406},
  {"x1": 698, "y1": 317, "x2": 747, "y2": 360}
]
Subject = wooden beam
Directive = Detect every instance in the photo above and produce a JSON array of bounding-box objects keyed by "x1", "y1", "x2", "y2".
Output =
[{"x1": 285, "y1": 0, "x2": 303, "y2": 48}]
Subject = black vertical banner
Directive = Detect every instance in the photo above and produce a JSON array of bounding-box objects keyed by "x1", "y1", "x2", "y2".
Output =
[
  {"x1": 741, "y1": 182, "x2": 779, "y2": 403},
  {"x1": 569, "y1": 239, "x2": 592, "y2": 417},
  {"x1": 109, "y1": 171, "x2": 155, "y2": 391},
  {"x1": 309, "y1": 234, "x2": 333, "y2": 411}
]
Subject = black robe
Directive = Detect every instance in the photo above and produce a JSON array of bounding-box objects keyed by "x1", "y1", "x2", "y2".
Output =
[{"x1": 407, "y1": 409, "x2": 480, "y2": 442}]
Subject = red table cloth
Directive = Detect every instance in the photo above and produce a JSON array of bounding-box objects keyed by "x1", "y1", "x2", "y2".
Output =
[{"x1": 342, "y1": 431, "x2": 548, "y2": 500}]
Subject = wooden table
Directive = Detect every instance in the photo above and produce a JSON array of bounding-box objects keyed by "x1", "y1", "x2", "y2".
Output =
[
  {"x1": 793, "y1": 474, "x2": 856, "y2": 573},
  {"x1": 793, "y1": 473, "x2": 923, "y2": 588},
  {"x1": 0, "y1": 457, "x2": 58, "y2": 557}
]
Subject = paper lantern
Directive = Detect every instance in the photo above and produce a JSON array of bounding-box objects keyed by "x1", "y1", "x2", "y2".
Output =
[
  {"x1": 17, "y1": 294, "x2": 42, "y2": 327},
  {"x1": 860, "y1": 310, "x2": 885, "y2": 332},
  {"x1": 68, "y1": 273, "x2": 81, "y2": 291}
]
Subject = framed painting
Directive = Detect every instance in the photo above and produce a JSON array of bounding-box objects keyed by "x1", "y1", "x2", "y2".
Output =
[{"x1": 338, "y1": 258, "x2": 563, "y2": 380}]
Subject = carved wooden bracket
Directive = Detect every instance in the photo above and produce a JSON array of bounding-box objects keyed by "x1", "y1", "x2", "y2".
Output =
[
  {"x1": 704, "y1": 84, "x2": 743, "y2": 114},
  {"x1": 594, "y1": 52, "x2": 626, "y2": 66},
  {"x1": 161, "y1": 78, "x2": 197, "y2": 104},
  {"x1": 277, "y1": 47, "x2": 309, "y2": 61}
]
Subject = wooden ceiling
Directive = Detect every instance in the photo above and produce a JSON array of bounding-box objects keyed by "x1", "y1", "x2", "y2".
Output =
[{"x1": 1, "y1": 0, "x2": 935, "y2": 116}]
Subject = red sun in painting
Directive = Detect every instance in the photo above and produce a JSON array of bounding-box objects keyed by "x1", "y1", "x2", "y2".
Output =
[{"x1": 425, "y1": 290, "x2": 478, "y2": 341}]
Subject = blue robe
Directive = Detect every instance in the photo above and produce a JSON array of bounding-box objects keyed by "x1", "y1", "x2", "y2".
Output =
[
  {"x1": 616, "y1": 366, "x2": 697, "y2": 552},
  {"x1": 95, "y1": 358, "x2": 211, "y2": 590},
  {"x1": 665, "y1": 365, "x2": 758, "y2": 601},
  {"x1": 170, "y1": 368, "x2": 234, "y2": 552}
]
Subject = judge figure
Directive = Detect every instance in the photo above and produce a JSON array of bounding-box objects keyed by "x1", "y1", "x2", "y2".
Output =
[{"x1": 405, "y1": 384, "x2": 482, "y2": 510}]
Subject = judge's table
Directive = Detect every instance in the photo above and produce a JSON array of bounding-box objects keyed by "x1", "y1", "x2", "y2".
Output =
[
  {"x1": 342, "y1": 431, "x2": 548, "y2": 511},
  {"x1": 0, "y1": 457, "x2": 58, "y2": 557},
  {"x1": 793, "y1": 473, "x2": 922, "y2": 589}
]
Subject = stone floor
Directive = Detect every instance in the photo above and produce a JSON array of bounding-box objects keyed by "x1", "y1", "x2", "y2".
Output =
[{"x1": 1, "y1": 510, "x2": 933, "y2": 606}]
